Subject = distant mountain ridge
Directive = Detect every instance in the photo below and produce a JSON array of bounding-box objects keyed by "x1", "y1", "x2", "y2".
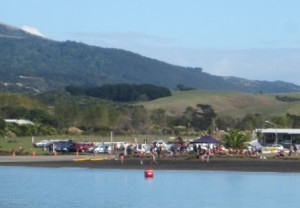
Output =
[{"x1": 1, "y1": 22, "x2": 300, "y2": 94}]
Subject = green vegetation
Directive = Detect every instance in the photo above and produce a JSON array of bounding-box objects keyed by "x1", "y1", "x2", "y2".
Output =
[
  {"x1": 65, "y1": 84, "x2": 171, "y2": 102},
  {"x1": 142, "y1": 90, "x2": 300, "y2": 118},
  {"x1": 222, "y1": 129, "x2": 251, "y2": 151},
  {"x1": 275, "y1": 95, "x2": 300, "y2": 102},
  {"x1": 0, "y1": 89, "x2": 299, "y2": 140}
]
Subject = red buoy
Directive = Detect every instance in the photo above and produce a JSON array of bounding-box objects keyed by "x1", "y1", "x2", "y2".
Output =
[{"x1": 144, "y1": 169, "x2": 154, "y2": 178}]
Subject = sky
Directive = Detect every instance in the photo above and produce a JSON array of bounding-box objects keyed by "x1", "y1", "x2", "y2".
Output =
[{"x1": 1, "y1": 0, "x2": 300, "y2": 85}]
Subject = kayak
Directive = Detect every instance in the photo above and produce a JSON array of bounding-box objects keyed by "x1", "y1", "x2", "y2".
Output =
[
  {"x1": 90, "y1": 157, "x2": 107, "y2": 161},
  {"x1": 73, "y1": 158, "x2": 91, "y2": 161}
]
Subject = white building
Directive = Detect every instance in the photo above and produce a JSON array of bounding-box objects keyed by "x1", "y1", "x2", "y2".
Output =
[
  {"x1": 254, "y1": 128, "x2": 300, "y2": 144},
  {"x1": 5, "y1": 119, "x2": 34, "y2": 125}
]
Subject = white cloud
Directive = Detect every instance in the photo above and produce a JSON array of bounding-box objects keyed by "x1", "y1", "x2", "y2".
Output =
[{"x1": 22, "y1": 25, "x2": 45, "y2": 37}]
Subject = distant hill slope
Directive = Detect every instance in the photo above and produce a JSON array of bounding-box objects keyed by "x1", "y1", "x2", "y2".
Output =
[
  {"x1": 142, "y1": 90, "x2": 300, "y2": 118},
  {"x1": 1, "y1": 23, "x2": 300, "y2": 93}
]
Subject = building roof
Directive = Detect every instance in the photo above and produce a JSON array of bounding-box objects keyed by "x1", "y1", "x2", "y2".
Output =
[
  {"x1": 5, "y1": 119, "x2": 34, "y2": 125},
  {"x1": 255, "y1": 128, "x2": 300, "y2": 134}
]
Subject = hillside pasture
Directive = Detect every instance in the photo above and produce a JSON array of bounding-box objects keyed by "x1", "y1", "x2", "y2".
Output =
[{"x1": 142, "y1": 90, "x2": 300, "y2": 118}]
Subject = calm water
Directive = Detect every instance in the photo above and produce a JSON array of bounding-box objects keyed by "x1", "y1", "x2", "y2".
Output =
[{"x1": 0, "y1": 166, "x2": 299, "y2": 208}]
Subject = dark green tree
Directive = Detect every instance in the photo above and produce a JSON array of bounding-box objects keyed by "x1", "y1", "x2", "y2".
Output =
[
  {"x1": 0, "y1": 117, "x2": 5, "y2": 136},
  {"x1": 193, "y1": 104, "x2": 217, "y2": 130},
  {"x1": 237, "y1": 114, "x2": 265, "y2": 130},
  {"x1": 215, "y1": 116, "x2": 236, "y2": 130},
  {"x1": 27, "y1": 108, "x2": 62, "y2": 128},
  {"x1": 287, "y1": 113, "x2": 300, "y2": 128},
  {"x1": 0, "y1": 117, "x2": 6, "y2": 130},
  {"x1": 150, "y1": 108, "x2": 167, "y2": 127}
]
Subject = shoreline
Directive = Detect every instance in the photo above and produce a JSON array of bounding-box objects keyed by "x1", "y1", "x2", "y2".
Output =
[{"x1": 1, "y1": 156, "x2": 300, "y2": 172}]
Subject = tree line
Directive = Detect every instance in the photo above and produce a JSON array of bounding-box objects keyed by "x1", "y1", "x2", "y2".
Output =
[
  {"x1": 65, "y1": 84, "x2": 171, "y2": 102},
  {"x1": 1, "y1": 101, "x2": 300, "y2": 137},
  {"x1": 1, "y1": 89, "x2": 300, "y2": 137}
]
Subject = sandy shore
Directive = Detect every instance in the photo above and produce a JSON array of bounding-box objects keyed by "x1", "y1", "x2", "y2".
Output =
[{"x1": 1, "y1": 155, "x2": 300, "y2": 172}]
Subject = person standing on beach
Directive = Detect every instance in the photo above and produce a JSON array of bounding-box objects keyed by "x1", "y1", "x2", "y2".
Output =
[
  {"x1": 205, "y1": 150, "x2": 210, "y2": 163},
  {"x1": 198, "y1": 145, "x2": 202, "y2": 159},
  {"x1": 193, "y1": 143, "x2": 197, "y2": 153},
  {"x1": 200, "y1": 148, "x2": 206, "y2": 162},
  {"x1": 293, "y1": 144, "x2": 298, "y2": 156},
  {"x1": 157, "y1": 145, "x2": 162, "y2": 159},
  {"x1": 289, "y1": 145, "x2": 293, "y2": 156},
  {"x1": 150, "y1": 151, "x2": 158, "y2": 165}
]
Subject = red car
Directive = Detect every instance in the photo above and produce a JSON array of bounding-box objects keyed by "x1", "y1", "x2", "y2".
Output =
[{"x1": 75, "y1": 143, "x2": 94, "y2": 152}]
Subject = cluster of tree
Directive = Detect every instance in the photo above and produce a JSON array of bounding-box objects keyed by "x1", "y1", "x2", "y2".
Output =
[
  {"x1": 0, "y1": 104, "x2": 299, "y2": 137},
  {"x1": 174, "y1": 104, "x2": 216, "y2": 131},
  {"x1": 150, "y1": 109, "x2": 300, "y2": 137},
  {"x1": 2, "y1": 90, "x2": 300, "y2": 137},
  {"x1": 275, "y1": 95, "x2": 300, "y2": 102},
  {"x1": 0, "y1": 117, "x2": 5, "y2": 136},
  {"x1": 0, "y1": 106, "x2": 62, "y2": 136},
  {"x1": 0, "y1": 106, "x2": 62, "y2": 127},
  {"x1": 65, "y1": 84, "x2": 171, "y2": 102},
  {"x1": 216, "y1": 113, "x2": 300, "y2": 131},
  {"x1": 176, "y1": 84, "x2": 196, "y2": 91}
]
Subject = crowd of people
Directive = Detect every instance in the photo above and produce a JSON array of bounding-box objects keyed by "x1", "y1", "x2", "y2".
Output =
[{"x1": 112, "y1": 139, "x2": 300, "y2": 165}]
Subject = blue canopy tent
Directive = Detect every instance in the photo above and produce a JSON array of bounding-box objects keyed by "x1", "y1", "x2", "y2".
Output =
[{"x1": 190, "y1": 135, "x2": 220, "y2": 144}]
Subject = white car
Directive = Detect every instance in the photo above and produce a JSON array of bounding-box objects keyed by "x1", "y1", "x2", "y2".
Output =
[
  {"x1": 34, "y1": 140, "x2": 49, "y2": 148},
  {"x1": 94, "y1": 145, "x2": 112, "y2": 154}
]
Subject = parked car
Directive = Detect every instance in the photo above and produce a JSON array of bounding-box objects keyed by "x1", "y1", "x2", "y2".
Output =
[
  {"x1": 34, "y1": 140, "x2": 48, "y2": 148},
  {"x1": 43, "y1": 140, "x2": 71, "y2": 151},
  {"x1": 87, "y1": 145, "x2": 99, "y2": 153},
  {"x1": 76, "y1": 143, "x2": 94, "y2": 152},
  {"x1": 94, "y1": 144, "x2": 112, "y2": 154},
  {"x1": 44, "y1": 140, "x2": 60, "y2": 151},
  {"x1": 54, "y1": 141, "x2": 76, "y2": 152}
]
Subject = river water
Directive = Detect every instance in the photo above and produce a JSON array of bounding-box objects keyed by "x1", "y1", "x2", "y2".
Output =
[{"x1": 0, "y1": 166, "x2": 298, "y2": 208}]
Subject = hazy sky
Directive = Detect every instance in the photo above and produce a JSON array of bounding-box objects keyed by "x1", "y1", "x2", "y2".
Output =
[{"x1": 1, "y1": 0, "x2": 300, "y2": 85}]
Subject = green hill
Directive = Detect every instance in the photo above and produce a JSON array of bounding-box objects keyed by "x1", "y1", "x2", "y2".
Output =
[
  {"x1": 1, "y1": 23, "x2": 300, "y2": 94},
  {"x1": 6, "y1": 87, "x2": 297, "y2": 120},
  {"x1": 142, "y1": 90, "x2": 300, "y2": 118}
]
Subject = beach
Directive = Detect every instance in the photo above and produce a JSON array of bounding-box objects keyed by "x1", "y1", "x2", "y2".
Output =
[{"x1": 1, "y1": 155, "x2": 300, "y2": 172}]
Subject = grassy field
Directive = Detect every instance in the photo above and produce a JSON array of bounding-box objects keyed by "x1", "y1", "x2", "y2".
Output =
[
  {"x1": 2, "y1": 90, "x2": 300, "y2": 121},
  {"x1": 141, "y1": 90, "x2": 300, "y2": 118}
]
